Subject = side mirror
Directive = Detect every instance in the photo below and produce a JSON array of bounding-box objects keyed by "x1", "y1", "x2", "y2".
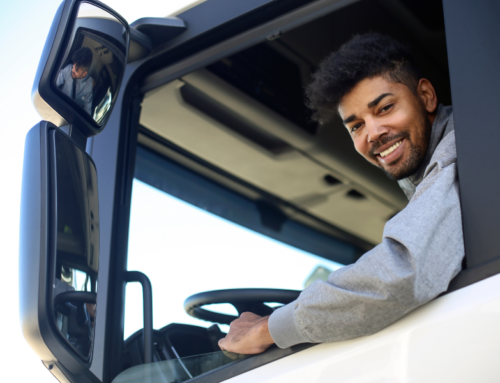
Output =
[
  {"x1": 22, "y1": 0, "x2": 128, "y2": 377},
  {"x1": 20, "y1": 121, "x2": 99, "y2": 374},
  {"x1": 33, "y1": 0, "x2": 129, "y2": 137}
]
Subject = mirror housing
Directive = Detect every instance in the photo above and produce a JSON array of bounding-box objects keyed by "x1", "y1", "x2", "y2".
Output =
[
  {"x1": 20, "y1": 121, "x2": 100, "y2": 374},
  {"x1": 32, "y1": 0, "x2": 129, "y2": 137}
]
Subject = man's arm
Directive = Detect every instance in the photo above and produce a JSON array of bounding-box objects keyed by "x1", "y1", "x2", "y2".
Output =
[
  {"x1": 220, "y1": 132, "x2": 463, "y2": 352},
  {"x1": 56, "y1": 64, "x2": 71, "y2": 89},
  {"x1": 82, "y1": 82, "x2": 93, "y2": 116}
]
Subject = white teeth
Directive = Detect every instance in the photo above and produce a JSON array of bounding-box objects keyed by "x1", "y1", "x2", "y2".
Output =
[{"x1": 379, "y1": 141, "x2": 402, "y2": 157}]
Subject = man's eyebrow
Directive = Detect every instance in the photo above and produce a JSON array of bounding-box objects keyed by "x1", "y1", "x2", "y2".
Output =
[
  {"x1": 342, "y1": 93, "x2": 394, "y2": 125},
  {"x1": 367, "y1": 93, "x2": 393, "y2": 109},
  {"x1": 343, "y1": 114, "x2": 357, "y2": 125}
]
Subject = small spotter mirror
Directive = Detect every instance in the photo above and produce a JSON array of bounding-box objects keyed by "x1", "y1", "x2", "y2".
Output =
[{"x1": 33, "y1": 0, "x2": 129, "y2": 137}]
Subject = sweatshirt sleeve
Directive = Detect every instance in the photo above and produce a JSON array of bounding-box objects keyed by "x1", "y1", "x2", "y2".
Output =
[
  {"x1": 268, "y1": 132, "x2": 464, "y2": 349},
  {"x1": 56, "y1": 64, "x2": 69, "y2": 88}
]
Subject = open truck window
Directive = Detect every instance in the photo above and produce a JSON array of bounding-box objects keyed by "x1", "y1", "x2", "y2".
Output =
[{"x1": 114, "y1": 0, "x2": 454, "y2": 380}]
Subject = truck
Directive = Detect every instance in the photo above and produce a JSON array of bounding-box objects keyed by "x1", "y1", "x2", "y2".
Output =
[{"x1": 20, "y1": 0, "x2": 500, "y2": 382}]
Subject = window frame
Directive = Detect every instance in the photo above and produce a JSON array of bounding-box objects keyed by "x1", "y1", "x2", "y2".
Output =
[{"x1": 441, "y1": 0, "x2": 500, "y2": 291}]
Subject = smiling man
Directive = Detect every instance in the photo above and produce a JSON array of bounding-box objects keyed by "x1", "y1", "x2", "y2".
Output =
[{"x1": 219, "y1": 33, "x2": 464, "y2": 354}]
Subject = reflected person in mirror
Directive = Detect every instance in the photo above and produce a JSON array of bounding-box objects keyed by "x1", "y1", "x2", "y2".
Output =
[{"x1": 56, "y1": 47, "x2": 93, "y2": 115}]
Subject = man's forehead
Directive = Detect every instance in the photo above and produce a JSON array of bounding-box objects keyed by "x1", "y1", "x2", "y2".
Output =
[
  {"x1": 74, "y1": 64, "x2": 87, "y2": 72},
  {"x1": 338, "y1": 76, "x2": 401, "y2": 118}
]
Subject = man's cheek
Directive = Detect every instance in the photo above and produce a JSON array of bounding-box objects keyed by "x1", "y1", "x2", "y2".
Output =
[{"x1": 354, "y1": 143, "x2": 375, "y2": 164}]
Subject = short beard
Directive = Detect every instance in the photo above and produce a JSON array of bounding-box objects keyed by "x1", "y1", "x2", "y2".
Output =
[{"x1": 371, "y1": 108, "x2": 432, "y2": 181}]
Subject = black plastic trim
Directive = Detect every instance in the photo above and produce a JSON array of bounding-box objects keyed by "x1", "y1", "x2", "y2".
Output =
[
  {"x1": 446, "y1": 255, "x2": 500, "y2": 294},
  {"x1": 100, "y1": 88, "x2": 142, "y2": 382},
  {"x1": 48, "y1": 361, "x2": 102, "y2": 383},
  {"x1": 443, "y1": 0, "x2": 500, "y2": 268},
  {"x1": 129, "y1": 27, "x2": 152, "y2": 52},
  {"x1": 124, "y1": 271, "x2": 154, "y2": 365},
  {"x1": 186, "y1": 343, "x2": 315, "y2": 383},
  {"x1": 131, "y1": 17, "x2": 187, "y2": 48}
]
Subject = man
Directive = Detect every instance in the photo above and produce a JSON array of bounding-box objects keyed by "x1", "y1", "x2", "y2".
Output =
[
  {"x1": 219, "y1": 33, "x2": 464, "y2": 354},
  {"x1": 56, "y1": 46, "x2": 93, "y2": 116}
]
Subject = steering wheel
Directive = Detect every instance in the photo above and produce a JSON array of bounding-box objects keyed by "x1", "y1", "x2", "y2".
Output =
[
  {"x1": 54, "y1": 291, "x2": 97, "y2": 357},
  {"x1": 184, "y1": 289, "x2": 300, "y2": 325}
]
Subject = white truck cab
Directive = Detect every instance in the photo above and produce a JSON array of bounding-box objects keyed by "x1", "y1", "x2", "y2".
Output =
[{"x1": 20, "y1": 0, "x2": 500, "y2": 382}]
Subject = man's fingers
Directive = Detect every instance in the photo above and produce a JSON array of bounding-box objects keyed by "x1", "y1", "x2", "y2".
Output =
[
  {"x1": 239, "y1": 311, "x2": 259, "y2": 320},
  {"x1": 218, "y1": 337, "x2": 226, "y2": 351}
]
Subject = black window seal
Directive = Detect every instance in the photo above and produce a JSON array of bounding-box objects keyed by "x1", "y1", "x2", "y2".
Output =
[
  {"x1": 445, "y1": 255, "x2": 500, "y2": 295},
  {"x1": 186, "y1": 343, "x2": 315, "y2": 383}
]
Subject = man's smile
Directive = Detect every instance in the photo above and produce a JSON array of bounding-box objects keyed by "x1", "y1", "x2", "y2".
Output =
[{"x1": 374, "y1": 138, "x2": 406, "y2": 165}]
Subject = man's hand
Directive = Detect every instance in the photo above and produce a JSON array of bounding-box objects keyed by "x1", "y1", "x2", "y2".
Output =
[{"x1": 218, "y1": 312, "x2": 275, "y2": 354}]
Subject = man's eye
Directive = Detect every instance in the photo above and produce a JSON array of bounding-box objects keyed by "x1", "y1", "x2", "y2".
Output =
[
  {"x1": 380, "y1": 104, "x2": 393, "y2": 113},
  {"x1": 350, "y1": 123, "x2": 362, "y2": 133}
]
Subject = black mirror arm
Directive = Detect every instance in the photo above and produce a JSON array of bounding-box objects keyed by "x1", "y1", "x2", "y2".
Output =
[
  {"x1": 59, "y1": 124, "x2": 87, "y2": 151},
  {"x1": 125, "y1": 271, "x2": 153, "y2": 365},
  {"x1": 130, "y1": 17, "x2": 187, "y2": 48}
]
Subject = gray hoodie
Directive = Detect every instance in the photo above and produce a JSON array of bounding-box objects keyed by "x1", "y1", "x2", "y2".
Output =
[{"x1": 269, "y1": 105, "x2": 464, "y2": 348}]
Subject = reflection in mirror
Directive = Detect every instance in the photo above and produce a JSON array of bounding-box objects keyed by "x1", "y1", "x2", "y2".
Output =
[
  {"x1": 51, "y1": 129, "x2": 99, "y2": 360},
  {"x1": 55, "y1": 2, "x2": 127, "y2": 126}
]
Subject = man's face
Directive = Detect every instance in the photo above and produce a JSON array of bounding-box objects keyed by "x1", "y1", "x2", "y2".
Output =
[
  {"x1": 71, "y1": 63, "x2": 88, "y2": 79},
  {"x1": 338, "y1": 76, "x2": 435, "y2": 180}
]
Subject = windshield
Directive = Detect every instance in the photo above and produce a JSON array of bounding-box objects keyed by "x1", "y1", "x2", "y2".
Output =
[{"x1": 125, "y1": 179, "x2": 344, "y2": 337}]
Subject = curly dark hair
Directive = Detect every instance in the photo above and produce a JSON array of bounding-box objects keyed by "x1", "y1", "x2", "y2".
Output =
[
  {"x1": 71, "y1": 47, "x2": 93, "y2": 71},
  {"x1": 305, "y1": 33, "x2": 422, "y2": 125}
]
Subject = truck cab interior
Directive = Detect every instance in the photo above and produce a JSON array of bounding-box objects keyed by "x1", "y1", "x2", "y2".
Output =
[{"x1": 114, "y1": 0, "x2": 452, "y2": 381}]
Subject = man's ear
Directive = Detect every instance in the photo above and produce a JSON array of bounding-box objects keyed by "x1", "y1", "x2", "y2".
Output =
[{"x1": 417, "y1": 78, "x2": 438, "y2": 114}]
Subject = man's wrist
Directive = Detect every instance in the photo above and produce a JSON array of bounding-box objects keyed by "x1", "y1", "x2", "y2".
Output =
[{"x1": 255, "y1": 316, "x2": 274, "y2": 346}]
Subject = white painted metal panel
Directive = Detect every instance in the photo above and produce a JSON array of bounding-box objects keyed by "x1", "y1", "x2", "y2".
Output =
[{"x1": 226, "y1": 274, "x2": 500, "y2": 382}]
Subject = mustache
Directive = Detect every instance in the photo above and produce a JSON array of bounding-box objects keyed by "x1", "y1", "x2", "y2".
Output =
[{"x1": 369, "y1": 132, "x2": 409, "y2": 158}]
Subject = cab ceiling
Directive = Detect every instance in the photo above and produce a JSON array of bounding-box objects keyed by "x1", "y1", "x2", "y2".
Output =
[{"x1": 138, "y1": 0, "x2": 449, "y2": 245}]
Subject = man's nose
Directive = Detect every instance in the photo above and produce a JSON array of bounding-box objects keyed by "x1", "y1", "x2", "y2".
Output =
[{"x1": 366, "y1": 120, "x2": 389, "y2": 143}]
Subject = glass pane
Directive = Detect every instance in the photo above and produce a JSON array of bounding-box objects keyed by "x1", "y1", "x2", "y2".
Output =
[
  {"x1": 52, "y1": 130, "x2": 99, "y2": 359},
  {"x1": 125, "y1": 179, "x2": 343, "y2": 338},
  {"x1": 113, "y1": 351, "x2": 247, "y2": 383}
]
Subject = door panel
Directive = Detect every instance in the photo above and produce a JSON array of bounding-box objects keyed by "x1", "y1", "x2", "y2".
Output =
[{"x1": 226, "y1": 274, "x2": 500, "y2": 382}]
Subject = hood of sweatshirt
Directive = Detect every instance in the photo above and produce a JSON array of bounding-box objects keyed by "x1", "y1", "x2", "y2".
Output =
[{"x1": 397, "y1": 104, "x2": 454, "y2": 200}]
